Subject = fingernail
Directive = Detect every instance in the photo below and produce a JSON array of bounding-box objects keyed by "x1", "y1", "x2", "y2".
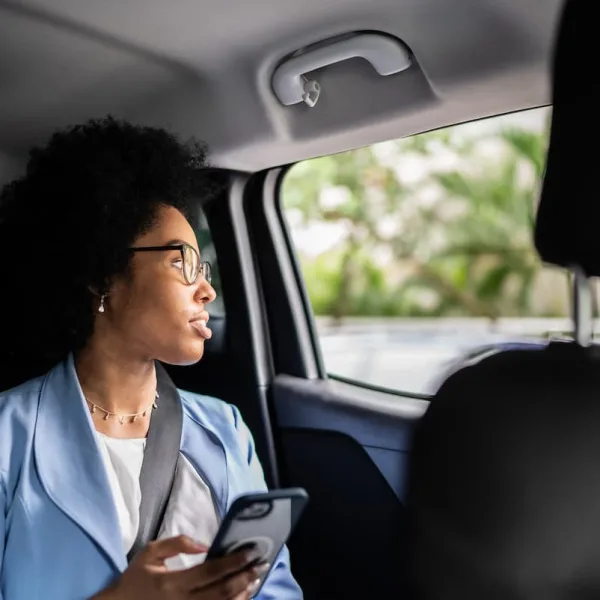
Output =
[{"x1": 246, "y1": 578, "x2": 261, "y2": 596}]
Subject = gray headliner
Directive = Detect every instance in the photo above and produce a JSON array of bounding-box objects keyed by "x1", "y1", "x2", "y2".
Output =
[{"x1": 0, "y1": 0, "x2": 562, "y2": 175}]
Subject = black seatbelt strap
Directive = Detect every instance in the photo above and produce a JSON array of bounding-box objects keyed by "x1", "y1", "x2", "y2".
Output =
[{"x1": 126, "y1": 362, "x2": 183, "y2": 562}]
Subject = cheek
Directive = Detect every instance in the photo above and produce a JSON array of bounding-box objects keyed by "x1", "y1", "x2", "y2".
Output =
[
  {"x1": 115, "y1": 278, "x2": 187, "y2": 333},
  {"x1": 136, "y1": 288, "x2": 189, "y2": 330},
  {"x1": 110, "y1": 274, "x2": 204, "y2": 363},
  {"x1": 132, "y1": 290, "x2": 206, "y2": 364},
  {"x1": 137, "y1": 285, "x2": 195, "y2": 347}
]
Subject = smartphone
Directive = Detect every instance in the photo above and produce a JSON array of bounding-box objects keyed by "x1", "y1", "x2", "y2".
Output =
[{"x1": 206, "y1": 488, "x2": 309, "y2": 596}]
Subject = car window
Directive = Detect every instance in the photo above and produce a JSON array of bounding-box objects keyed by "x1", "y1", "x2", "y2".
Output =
[{"x1": 281, "y1": 107, "x2": 575, "y2": 396}]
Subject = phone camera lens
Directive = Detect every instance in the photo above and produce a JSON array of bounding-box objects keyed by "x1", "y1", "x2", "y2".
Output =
[{"x1": 239, "y1": 502, "x2": 271, "y2": 519}]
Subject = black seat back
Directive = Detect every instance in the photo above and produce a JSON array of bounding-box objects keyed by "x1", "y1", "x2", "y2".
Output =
[
  {"x1": 408, "y1": 344, "x2": 600, "y2": 599},
  {"x1": 535, "y1": 0, "x2": 600, "y2": 275}
]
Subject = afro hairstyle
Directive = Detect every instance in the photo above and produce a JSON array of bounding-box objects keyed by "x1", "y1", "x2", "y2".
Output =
[{"x1": 0, "y1": 115, "x2": 212, "y2": 383}]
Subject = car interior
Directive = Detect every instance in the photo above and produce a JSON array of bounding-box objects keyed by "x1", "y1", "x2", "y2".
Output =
[{"x1": 0, "y1": 0, "x2": 584, "y2": 597}]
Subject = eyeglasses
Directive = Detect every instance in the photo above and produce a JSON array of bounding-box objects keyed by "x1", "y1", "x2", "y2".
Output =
[{"x1": 130, "y1": 243, "x2": 212, "y2": 285}]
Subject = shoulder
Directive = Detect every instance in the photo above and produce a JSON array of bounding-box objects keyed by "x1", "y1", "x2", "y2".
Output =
[
  {"x1": 178, "y1": 389, "x2": 250, "y2": 450},
  {"x1": 178, "y1": 388, "x2": 240, "y2": 429},
  {"x1": 0, "y1": 374, "x2": 46, "y2": 482},
  {"x1": 0, "y1": 374, "x2": 45, "y2": 423},
  {"x1": 178, "y1": 389, "x2": 267, "y2": 493},
  {"x1": 178, "y1": 389, "x2": 255, "y2": 459}
]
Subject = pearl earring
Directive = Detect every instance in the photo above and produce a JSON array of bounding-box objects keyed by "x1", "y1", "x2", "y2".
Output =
[{"x1": 98, "y1": 295, "x2": 106, "y2": 314}]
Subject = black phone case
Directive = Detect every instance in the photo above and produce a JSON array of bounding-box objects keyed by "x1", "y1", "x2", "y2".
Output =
[{"x1": 205, "y1": 488, "x2": 309, "y2": 596}]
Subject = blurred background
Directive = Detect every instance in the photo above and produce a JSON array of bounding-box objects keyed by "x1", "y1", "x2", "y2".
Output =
[{"x1": 283, "y1": 107, "x2": 594, "y2": 395}]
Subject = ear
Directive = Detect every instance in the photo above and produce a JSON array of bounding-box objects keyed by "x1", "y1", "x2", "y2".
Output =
[
  {"x1": 87, "y1": 285, "x2": 110, "y2": 302},
  {"x1": 87, "y1": 276, "x2": 115, "y2": 298}
]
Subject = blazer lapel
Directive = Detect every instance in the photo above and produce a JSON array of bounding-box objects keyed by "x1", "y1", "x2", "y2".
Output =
[
  {"x1": 180, "y1": 400, "x2": 229, "y2": 519},
  {"x1": 33, "y1": 355, "x2": 126, "y2": 572}
]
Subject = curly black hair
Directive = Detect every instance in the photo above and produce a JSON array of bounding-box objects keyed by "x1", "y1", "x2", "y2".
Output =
[{"x1": 0, "y1": 116, "x2": 211, "y2": 382}]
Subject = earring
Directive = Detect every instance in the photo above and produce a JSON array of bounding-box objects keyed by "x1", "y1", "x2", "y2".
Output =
[{"x1": 98, "y1": 295, "x2": 106, "y2": 314}]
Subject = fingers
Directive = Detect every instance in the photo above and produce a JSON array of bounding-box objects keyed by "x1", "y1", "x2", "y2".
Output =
[
  {"x1": 175, "y1": 549, "x2": 260, "y2": 590},
  {"x1": 191, "y1": 567, "x2": 264, "y2": 599},
  {"x1": 244, "y1": 576, "x2": 261, "y2": 599},
  {"x1": 142, "y1": 535, "x2": 208, "y2": 564}
]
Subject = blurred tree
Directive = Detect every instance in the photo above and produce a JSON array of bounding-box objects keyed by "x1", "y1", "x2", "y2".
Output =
[
  {"x1": 285, "y1": 148, "x2": 404, "y2": 321},
  {"x1": 283, "y1": 110, "x2": 552, "y2": 319},
  {"x1": 396, "y1": 123, "x2": 549, "y2": 318}
]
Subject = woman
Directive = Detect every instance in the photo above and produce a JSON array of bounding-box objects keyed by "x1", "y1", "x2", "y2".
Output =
[{"x1": 0, "y1": 117, "x2": 302, "y2": 599}]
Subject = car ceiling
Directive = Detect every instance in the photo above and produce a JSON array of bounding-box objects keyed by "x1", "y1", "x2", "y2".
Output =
[{"x1": 0, "y1": 0, "x2": 562, "y2": 179}]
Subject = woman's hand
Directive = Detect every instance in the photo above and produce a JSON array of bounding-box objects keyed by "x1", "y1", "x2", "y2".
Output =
[{"x1": 92, "y1": 535, "x2": 268, "y2": 600}]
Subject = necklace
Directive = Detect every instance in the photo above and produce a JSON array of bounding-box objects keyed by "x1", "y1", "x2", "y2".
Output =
[{"x1": 87, "y1": 390, "x2": 159, "y2": 425}]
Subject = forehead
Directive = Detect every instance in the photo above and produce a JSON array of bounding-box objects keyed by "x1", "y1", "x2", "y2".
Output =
[{"x1": 136, "y1": 205, "x2": 199, "y2": 250}]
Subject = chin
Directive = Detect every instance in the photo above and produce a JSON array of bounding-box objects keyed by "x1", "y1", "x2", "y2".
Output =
[{"x1": 159, "y1": 341, "x2": 206, "y2": 366}]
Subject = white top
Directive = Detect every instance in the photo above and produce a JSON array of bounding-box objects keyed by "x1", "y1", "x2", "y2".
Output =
[{"x1": 95, "y1": 432, "x2": 220, "y2": 570}]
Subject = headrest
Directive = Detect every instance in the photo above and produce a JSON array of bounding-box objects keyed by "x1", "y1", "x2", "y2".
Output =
[
  {"x1": 408, "y1": 344, "x2": 600, "y2": 597},
  {"x1": 534, "y1": 0, "x2": 600, "y2": 276}
]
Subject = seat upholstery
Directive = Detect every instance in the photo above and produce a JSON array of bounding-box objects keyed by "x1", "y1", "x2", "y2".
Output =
[
  {"x1": 406, "y1": 1, "x2": 600, "y2": 598},
  {"x1": 408, "y1": 343, "x2": 600, "y2": 599}
]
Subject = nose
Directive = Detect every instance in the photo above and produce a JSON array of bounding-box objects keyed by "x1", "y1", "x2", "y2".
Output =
[{"x1": 194, "y1": 276, "x2": 217, "y2": 305}]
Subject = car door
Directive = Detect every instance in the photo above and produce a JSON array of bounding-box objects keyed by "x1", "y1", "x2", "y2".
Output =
[{"x1": 246, "y1": 167, "x2": 429, "y2": 599}]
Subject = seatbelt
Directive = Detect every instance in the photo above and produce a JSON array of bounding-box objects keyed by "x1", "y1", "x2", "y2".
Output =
[{"x1": 126, "y1": 362, "x2": 183, "y2": 562}]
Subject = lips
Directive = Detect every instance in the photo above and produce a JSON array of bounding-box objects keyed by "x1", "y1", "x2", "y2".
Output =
[{"x1": 190, "y1": 313, "x2": 212, "y2": 340}]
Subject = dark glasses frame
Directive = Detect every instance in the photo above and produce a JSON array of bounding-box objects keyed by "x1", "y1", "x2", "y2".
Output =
[{"x1": 129, "y1": 243, "x2": 212, "y2": 285}]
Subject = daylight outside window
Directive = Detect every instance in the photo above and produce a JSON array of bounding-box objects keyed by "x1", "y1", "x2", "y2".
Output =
[{"x1": 282, "y1": 108, "x2": 589, "y2": 396}]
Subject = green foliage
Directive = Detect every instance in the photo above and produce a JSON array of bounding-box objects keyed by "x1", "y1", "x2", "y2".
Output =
[{"x1": 283, "y1": 108, "x2": 561, "y2": 318}]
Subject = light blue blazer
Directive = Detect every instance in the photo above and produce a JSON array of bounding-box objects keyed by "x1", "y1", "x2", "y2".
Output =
[{"x1": 0, "y1": 355, "x2": 302, "y2": 599}]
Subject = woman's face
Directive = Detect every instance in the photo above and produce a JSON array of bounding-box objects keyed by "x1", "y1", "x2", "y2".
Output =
[{"x1": 101, "y1": 204, "x2": 217, "y2": 365}]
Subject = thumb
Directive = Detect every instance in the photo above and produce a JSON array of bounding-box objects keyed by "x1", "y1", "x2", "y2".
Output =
[{"x1": 143, "y1": 535, "x2": 208, "y2": 563}]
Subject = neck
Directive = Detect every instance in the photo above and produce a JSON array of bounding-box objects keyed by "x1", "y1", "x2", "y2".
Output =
[{"x1": 75, "y1": 339, "x2": 157, "y2": 415}]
